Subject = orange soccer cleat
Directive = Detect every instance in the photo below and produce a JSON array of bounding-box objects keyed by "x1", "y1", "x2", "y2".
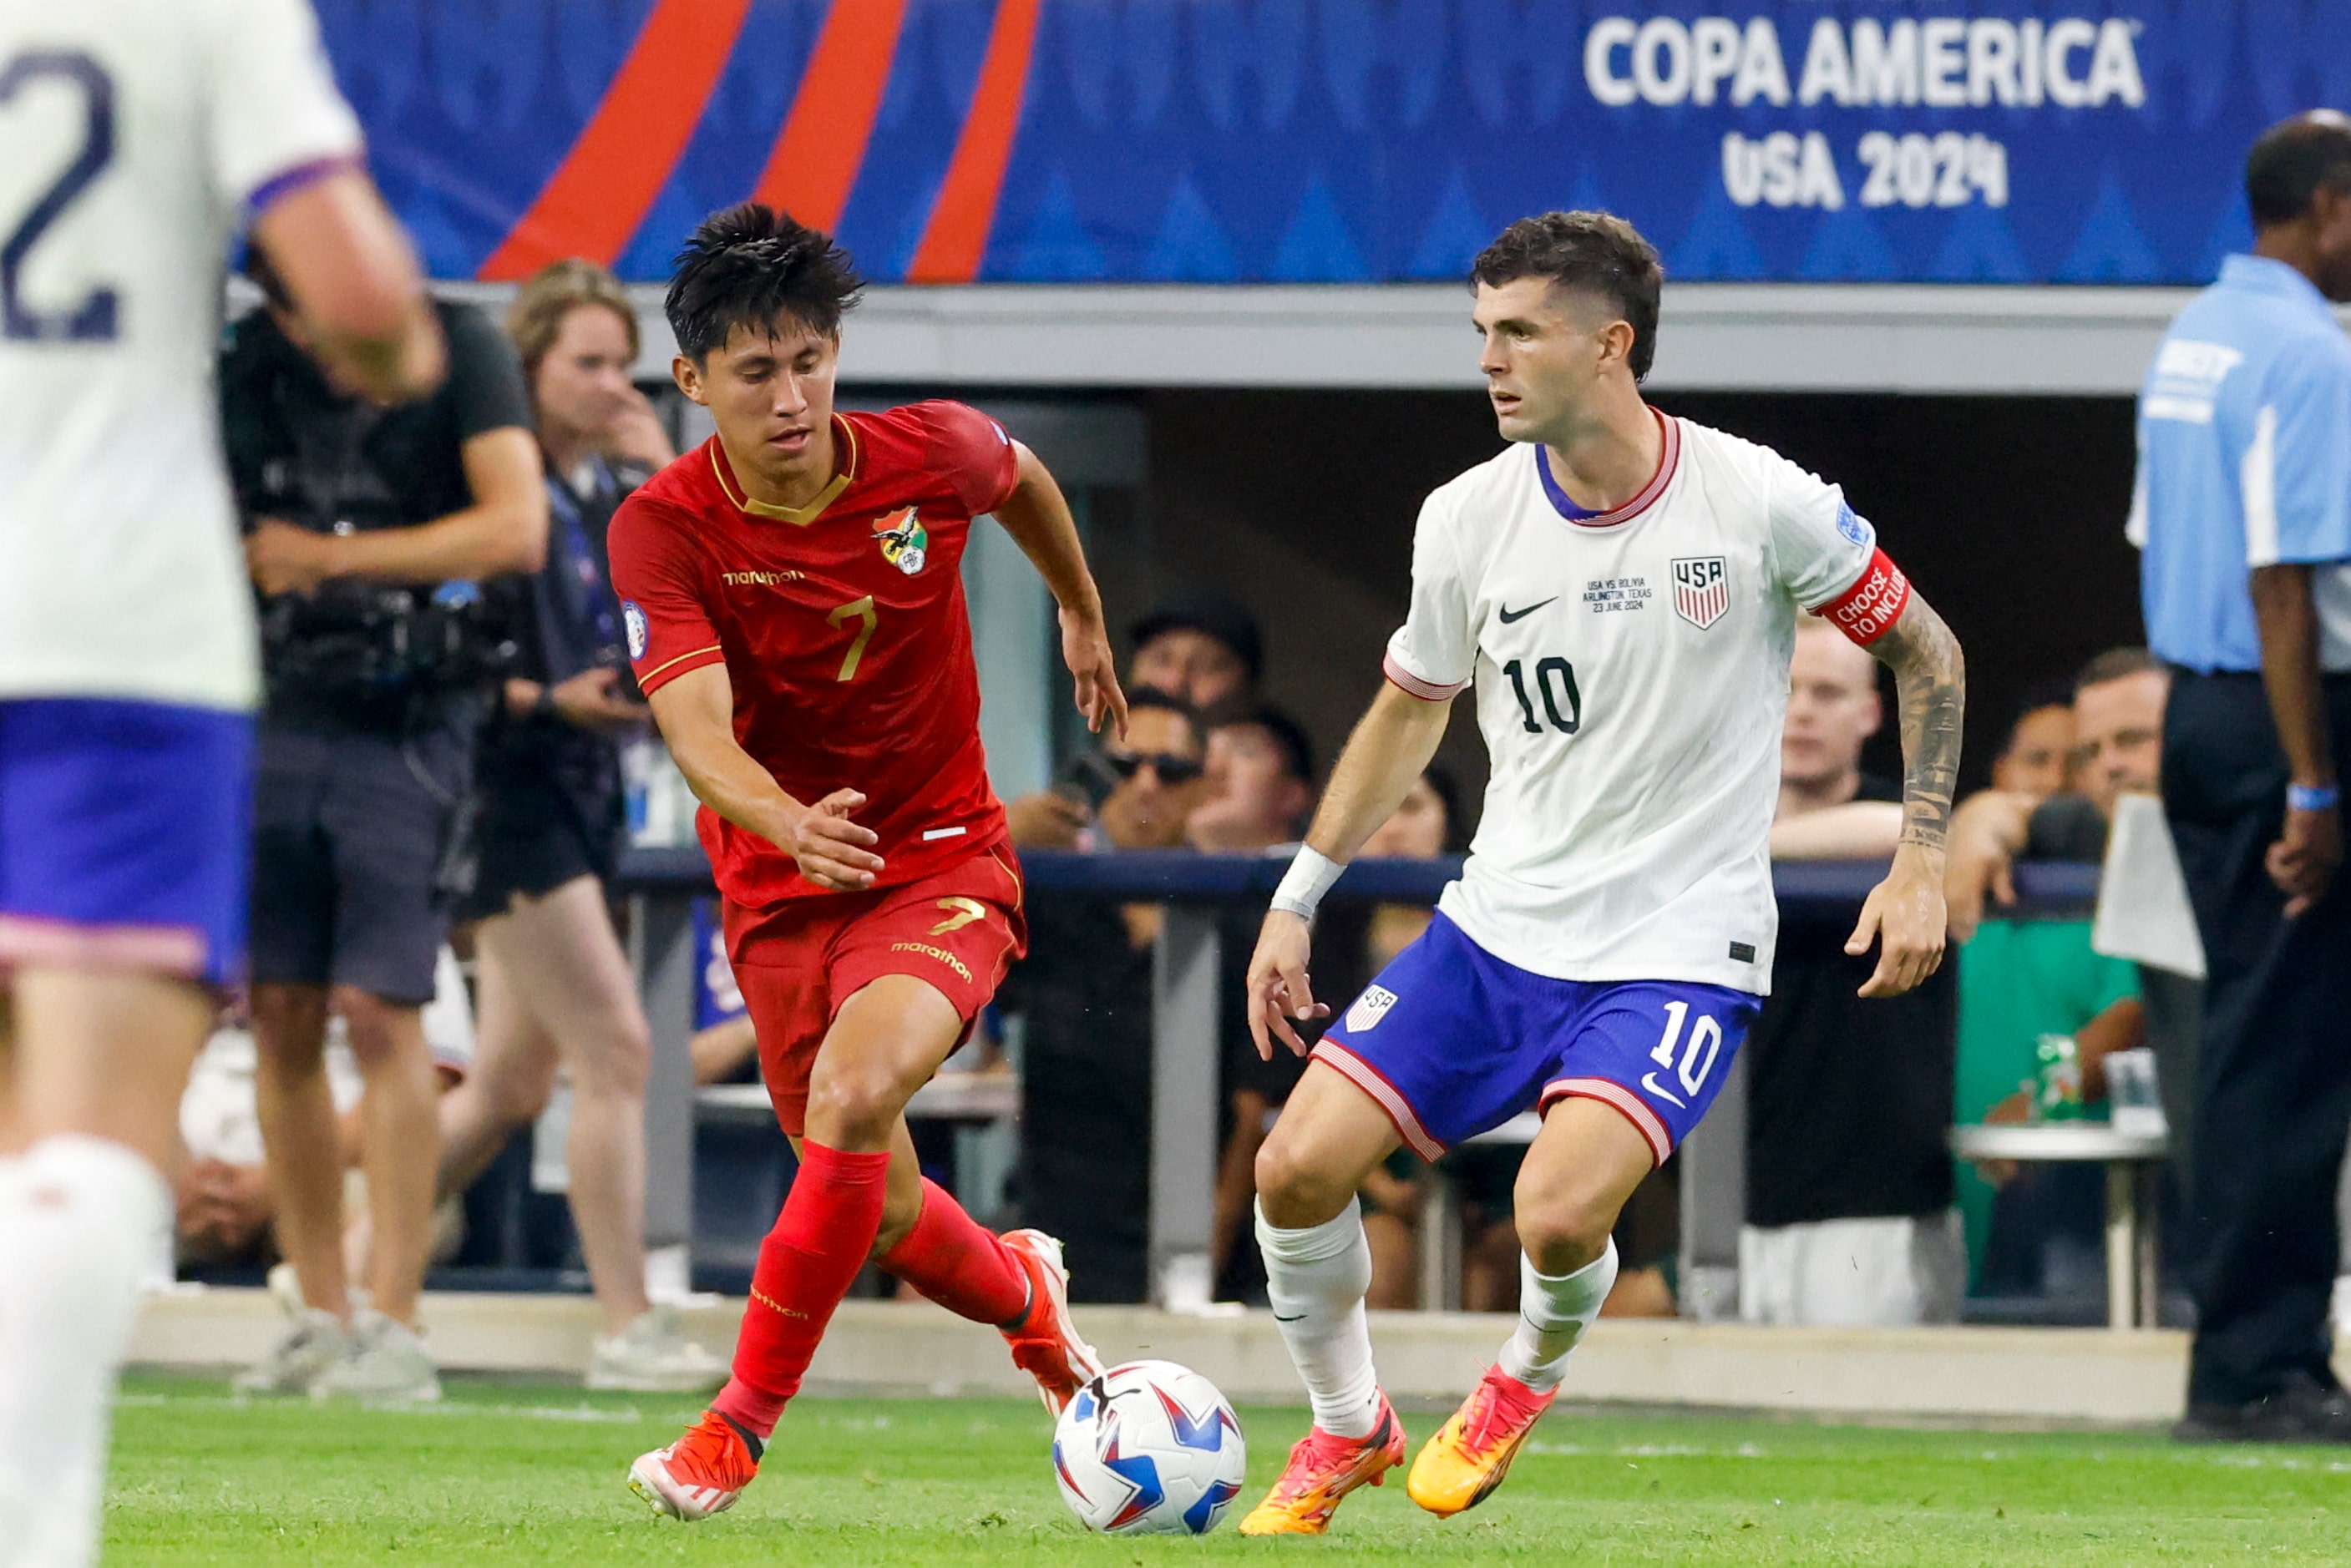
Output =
[
  {"x1": 1236, "y1": 1394, "x2": 1406, "y2": 1536},
  {"x1": 1406, "y1": 1364, "x2": 1558, "y2": 1517},
  {"x1": 996, "y1": 1228, "x2": 1106, "y2": 1416},
  {"x1": 627, "y1": 1409, "x2": 763, "y2": 1522}
]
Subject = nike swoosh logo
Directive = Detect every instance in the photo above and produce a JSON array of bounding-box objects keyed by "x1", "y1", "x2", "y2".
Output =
[
  {"x1": 1640, "y1": 1072, "x2": 1690, "y2": 1109},
  {"x1": 1497, "y1": 599, "x2": 1556, "y2": 625},
  {"x1": 1272, "y1": 1312, "x2": 1306, "y2": 1323}
]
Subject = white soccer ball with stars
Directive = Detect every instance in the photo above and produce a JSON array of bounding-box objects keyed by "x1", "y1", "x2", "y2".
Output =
[{"x1": 1051, "y1": 1360, "x2": 1246, "y2": 1535}]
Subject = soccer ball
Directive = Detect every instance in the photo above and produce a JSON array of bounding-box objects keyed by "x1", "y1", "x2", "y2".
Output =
[{"x1": 1050, "y1": 1361, "x2": 1247, "y2": 1535}]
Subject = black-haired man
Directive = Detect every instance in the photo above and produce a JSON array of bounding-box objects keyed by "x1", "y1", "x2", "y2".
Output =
[{"x1": 606, "y1": 203, "x2": 1130, "y2": 1519}]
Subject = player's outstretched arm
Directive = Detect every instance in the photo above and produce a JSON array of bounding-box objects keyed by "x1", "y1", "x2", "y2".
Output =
[
  {"x1": 1248, "y1": 681, "x2": 1455, "y2": 1059},
  {"x1": 646, "y1": 664, "x2": 883, "y2": 893},
  {"x1": 251, "y1": 169, "x2": 444, "y2": 404},
  {"x1": 991, "y1": 443, "x2": 1129, "y2": 741},
  {"x1": 1847, "y1": 591, "x2": 1965, "y2": 998}
]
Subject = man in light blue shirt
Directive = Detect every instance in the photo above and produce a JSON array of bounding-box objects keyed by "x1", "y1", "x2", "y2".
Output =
[{"x1": 2132, "y1": 110, "x2": 2351, "y2": 1444}]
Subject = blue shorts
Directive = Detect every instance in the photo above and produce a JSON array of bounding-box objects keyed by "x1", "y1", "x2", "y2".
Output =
[
  {"x1": 0, "y1": 697, "x2": 254, "y2": 987},
  {"x1": 1312, "y1": 912, "x2": 1759, "y2": 1166}
]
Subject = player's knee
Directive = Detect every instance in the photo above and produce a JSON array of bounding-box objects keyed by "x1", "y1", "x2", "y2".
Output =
[
  {"x1": 574, "y1": 1012, "x2": 651, "y2": 1100},
  {"x1": 1512, "y1": 1169, "x2": 1622, "y2": 1276},
  {"x1": 805, "y1": 1069, "x2": 908, "y2": 1147},
  {"x1": 1253, "y1": 1133, "x2": 1353, "y2": 1229}
]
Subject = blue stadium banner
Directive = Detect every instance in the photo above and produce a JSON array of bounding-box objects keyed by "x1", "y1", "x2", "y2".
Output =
[{"x1": 316, "y1": 1, "x2": 2349, "y2": 286}]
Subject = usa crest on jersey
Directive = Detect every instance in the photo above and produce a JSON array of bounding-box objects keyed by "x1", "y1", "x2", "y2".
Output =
[{"x1": 1670, "y1": 556, "x2": 1728, "y2": 630}]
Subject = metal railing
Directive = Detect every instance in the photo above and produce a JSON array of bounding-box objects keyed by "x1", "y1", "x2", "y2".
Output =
[{"x1": 619, "y1": 845, "x2": 2100, "y2": 1312}]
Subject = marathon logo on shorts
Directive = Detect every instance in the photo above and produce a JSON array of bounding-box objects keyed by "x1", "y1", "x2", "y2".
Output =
[
  {"x1": 621, "y1": 600, "x2": 648, "y2": 660},
  {"x1": 1670, "y1": 556, "x2": 1728, "y2": 630},
  {"x1": 1816, "y1": 548, "x2": 1913, "y2": 646},
  {"x1": 1344, "y1": 985, "x2": 1399, "y2": 1034},
  {"x1": 891, "y1": 940, "x2": 973, "y2": 983}
]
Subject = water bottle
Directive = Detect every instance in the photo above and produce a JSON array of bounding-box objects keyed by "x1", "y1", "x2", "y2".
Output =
[{"x1": 2027, "y1": 1033, "x2": 2085, "y2": 1122}]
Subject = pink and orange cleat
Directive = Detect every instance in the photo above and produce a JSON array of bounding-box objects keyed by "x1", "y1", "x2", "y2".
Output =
[
  {"x1": 628, "y1": 1409, "x2": 762, "y2": 1522},
  {"x1": 996, "y1": 1228, "x2": 1105, "y2": 1416},
  {"x1": 1406, "y1": 1363, "x2": 1558, "y2": 1517},
  {"x1": 1236, "y1": 1393, "x2": 1407, "y2": 1536}
]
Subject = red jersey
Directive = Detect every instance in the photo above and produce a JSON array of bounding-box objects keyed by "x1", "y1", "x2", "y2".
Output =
[{"x1": 608, "y1": 400, "x2": 1019, "y2": 910}]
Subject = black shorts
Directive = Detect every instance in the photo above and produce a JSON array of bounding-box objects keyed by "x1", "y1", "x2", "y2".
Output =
[
  {"x1": 464, "y1": 782, "x2": 614, "y2": 917},
  {"x1": 249, "y1": 718, "x2": 474, "y2": 1005}
]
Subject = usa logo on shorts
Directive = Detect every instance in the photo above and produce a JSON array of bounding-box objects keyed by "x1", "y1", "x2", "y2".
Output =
[
  {"x1": 622, "y1": 600, "x2": 648, "y2": 660},
  {"x1": 1345, "y1": 985, "x2": 1400, "y2": 1034},
  {"x1": 1671, "y1": 557, "x2": 1728, "y2": 630}
]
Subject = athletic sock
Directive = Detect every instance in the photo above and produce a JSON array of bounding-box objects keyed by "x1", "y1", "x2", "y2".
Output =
[
  {"x1": 711, "y1": 1141, "x2": 890, "y2": 1441},
  {"x1": 1255, "y1": 1199, "x2": 1382, "y2": 1440},
  {"x1": 878, "y1": 1177, "x2": 1031, "y2": 1328},
  {"x1": 1497, "y1": 1240, "x2": 1619, "y2": 1393},
  {"x1": 0, "y1": 1136, "x2": 171, "y2": 1568}
]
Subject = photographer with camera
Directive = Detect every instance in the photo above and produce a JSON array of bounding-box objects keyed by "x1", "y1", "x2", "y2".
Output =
[{"x1": 224, "y1": 254, "x2": 547, "y2": 1402}]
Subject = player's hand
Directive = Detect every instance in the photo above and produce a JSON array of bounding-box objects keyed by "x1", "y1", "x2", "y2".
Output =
[
  {"x1": 1246, "y1": 910, "x2": 1327, "y2": 1060},
  {"x1": 2267, "y1": 802, "x2": 2342, "y2": 918},
  {"x1": 1061, "y1": 605, "x2": 1129, "y2": 743},
  {"x1": 1848, "y1": 843, "x2": 1948, "y2": 998},
  {"x1": 245, "y1": 518, "x2": 342, "y2": 596},
  {"x1": 785, "y1": 788, "x2": 884, "y2": 892},
  {"x1": 1943, "y1": 790, "x2": 2032, "y2": 943},
  {"x1": 600, "y1": 384, "x2": 676, "y2": 470},
  {"x1": 549, "y1": 667, "x2": 651, "y2": 733}
]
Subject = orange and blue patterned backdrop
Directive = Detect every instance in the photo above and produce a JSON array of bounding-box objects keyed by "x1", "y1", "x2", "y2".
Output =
[{"x1": 316, "y1": 0, "x2": 2351, "y2": 286}]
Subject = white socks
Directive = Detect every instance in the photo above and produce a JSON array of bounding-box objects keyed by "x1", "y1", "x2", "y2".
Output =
[
  {"x1": 0, "y1": 1136, "x2": 172, "y2": 1568},
  {"x1": 1255, "y1": 1200, "x2": 1383, "y2": 1439},
  {"x1": 1497, "y1": 1240, "x2": 1619, "y2": 1393}
]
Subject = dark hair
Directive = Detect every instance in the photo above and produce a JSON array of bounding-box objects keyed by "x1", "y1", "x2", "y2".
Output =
[
  {"x1": 2074, "y1": 646, "x2": 2164, "y2": 695},
  {"x1": 1471, "y1": 211, "x2": 1664, "y2": 382},
  {"x1": 665, "y1": 203, "x2": 865, "y2": 362},
  {"x1": 1421, "y1": 764, "x2": 1468, "y2": 853},
  {"x1": 1217, "y1": 705, "x2": 1316, "y2": 786},
  {"x1": 244, "y1": 245, "x2": 294, "y2": 315},
  {"x1": 1124, "y1": 686, "x2": 1203, "y2": 747},
  {"x1": 2246, "y1": 112, "x2": 2351, "y2": 230},
  {"x1": 2003, "y1": 680, "x2": 2075, "y2": 747}
]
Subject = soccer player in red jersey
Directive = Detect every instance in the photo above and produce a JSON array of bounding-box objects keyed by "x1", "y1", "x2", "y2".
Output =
[{"x1": 610, "y1": 205, "x2": 1130, "y2": 1522}]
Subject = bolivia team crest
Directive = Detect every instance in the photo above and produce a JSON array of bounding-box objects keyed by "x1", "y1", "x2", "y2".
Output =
[
  {"x1": 874, "y1": 508, "x2": 928, "y2": 575},
  {"x1": 1671, "y1": 556, "x2": 1728, "y2": 630}
]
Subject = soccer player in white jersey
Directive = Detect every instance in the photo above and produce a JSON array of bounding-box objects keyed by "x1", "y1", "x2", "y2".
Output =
[
  {"x1": 0, "y1": 0, "x2": 441, "y2": 1558},
  {"x1": 1235, "y1": 212, "x2": 1966, "y2": 1535}
]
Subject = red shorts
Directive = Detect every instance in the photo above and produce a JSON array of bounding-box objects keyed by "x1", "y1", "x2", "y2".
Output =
[{"x1": 721, "y1": 844, "x2": 1026, "y2": 1136}]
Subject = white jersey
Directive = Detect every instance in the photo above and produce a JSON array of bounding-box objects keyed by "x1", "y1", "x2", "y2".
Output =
[
  {"x1": 1384, "y1": 412, "x2": 1909, "y2": 994},
  {"x1": 0, "y1": 0, "x2": 362, "y2": 711}
]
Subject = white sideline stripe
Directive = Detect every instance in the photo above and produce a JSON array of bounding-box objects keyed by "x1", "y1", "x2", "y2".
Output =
[
  {"x1": 1543, "y1": 1076, "x2": 1672, "y2": 1167},
  {"x1": 1310, "y1": 1040, "x2": 1444, "y2": 1161},
  {"x1": 115, "y1": 1393, "x2": 653, "y2": 1423}
]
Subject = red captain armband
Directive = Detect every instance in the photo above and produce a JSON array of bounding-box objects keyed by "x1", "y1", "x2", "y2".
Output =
[{"x1": 1812, "y1": 548, "x2": 1912, "y2": 646}]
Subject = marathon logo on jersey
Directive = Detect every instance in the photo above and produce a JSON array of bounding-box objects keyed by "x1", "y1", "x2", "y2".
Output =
[
  {"x1": 1670, "y1": 557, "x2": 1729, "y2": 630},
  {"x1": 622, "y1": 600, "x2": 649, "y2": 660},
  {"x1": 1344, "y1": 985, "x2": 1400, "y2": 1034},
  {"x1": 874, "y1": 507, "x2": 929, "y2": 576}
]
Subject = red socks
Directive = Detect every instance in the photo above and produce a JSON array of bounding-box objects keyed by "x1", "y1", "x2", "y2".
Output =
[
  {"x1": 879, "y1": 1177, "x2": 1031, "y2": 1328},
  {"x1": 712, "y1": 1141, "x2": 889, "y2": 1440}
]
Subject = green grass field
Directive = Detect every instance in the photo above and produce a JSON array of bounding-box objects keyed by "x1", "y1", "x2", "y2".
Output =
[{"x1": 104, "y1": 1373, "x2": 2351, "y2": 1565}]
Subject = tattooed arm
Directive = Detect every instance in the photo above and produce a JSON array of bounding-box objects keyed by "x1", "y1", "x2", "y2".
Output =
[{"x1": 1846, "y1": 591, "x2": 1965, "y2": 997}]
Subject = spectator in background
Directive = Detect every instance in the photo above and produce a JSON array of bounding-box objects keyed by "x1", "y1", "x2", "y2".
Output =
[
  {"x1": 1989, "y1": 683, "x2": 2079, "y2": 799},
  {"x1": 1944, "y1": 654, "x2": 2162, "y2": 1303},
  {"x1": 425, "y1": 260, "x2": 722, "y2": 1393},
  {"x1": 1006, "y1": 589, "x2": 1264, "y2": 848},
  {"x1": 1189, "y1": 706, "x2": 1320, "y2": 1300},
  {"x1": 1742, "y1": 619, "x2": 1963, "y2": 1327},
  {"x1": 1001, "y1": 693, "x2": 1213, "y2": 1300},
  {"x1": 225, "y1": 254, "x2": 547, "y2": 1404}
]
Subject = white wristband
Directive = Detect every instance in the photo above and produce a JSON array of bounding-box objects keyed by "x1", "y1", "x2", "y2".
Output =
[{"x1": 1270, "y1": 847, "x2": 1346, "y2": 921}]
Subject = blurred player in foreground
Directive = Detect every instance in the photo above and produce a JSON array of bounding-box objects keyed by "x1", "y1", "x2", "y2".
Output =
[
  {"x1": 0, "y1": 0, "x2": 442, "y2": 1559},
  {"x1": 610, "y1": 205, "x2": 1128, "y2": 1522},
  {"x1": 1237, "y1": 211, "x2": 1966, "y2": 1534}
]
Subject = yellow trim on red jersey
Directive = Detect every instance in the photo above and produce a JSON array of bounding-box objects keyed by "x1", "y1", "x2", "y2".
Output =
[
  {"x1": 638, "y1": 644, "x2": 724, "y2": 688},
  {"x1": 708, "y1": 416, "x2": 860, "y2": 526}
]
